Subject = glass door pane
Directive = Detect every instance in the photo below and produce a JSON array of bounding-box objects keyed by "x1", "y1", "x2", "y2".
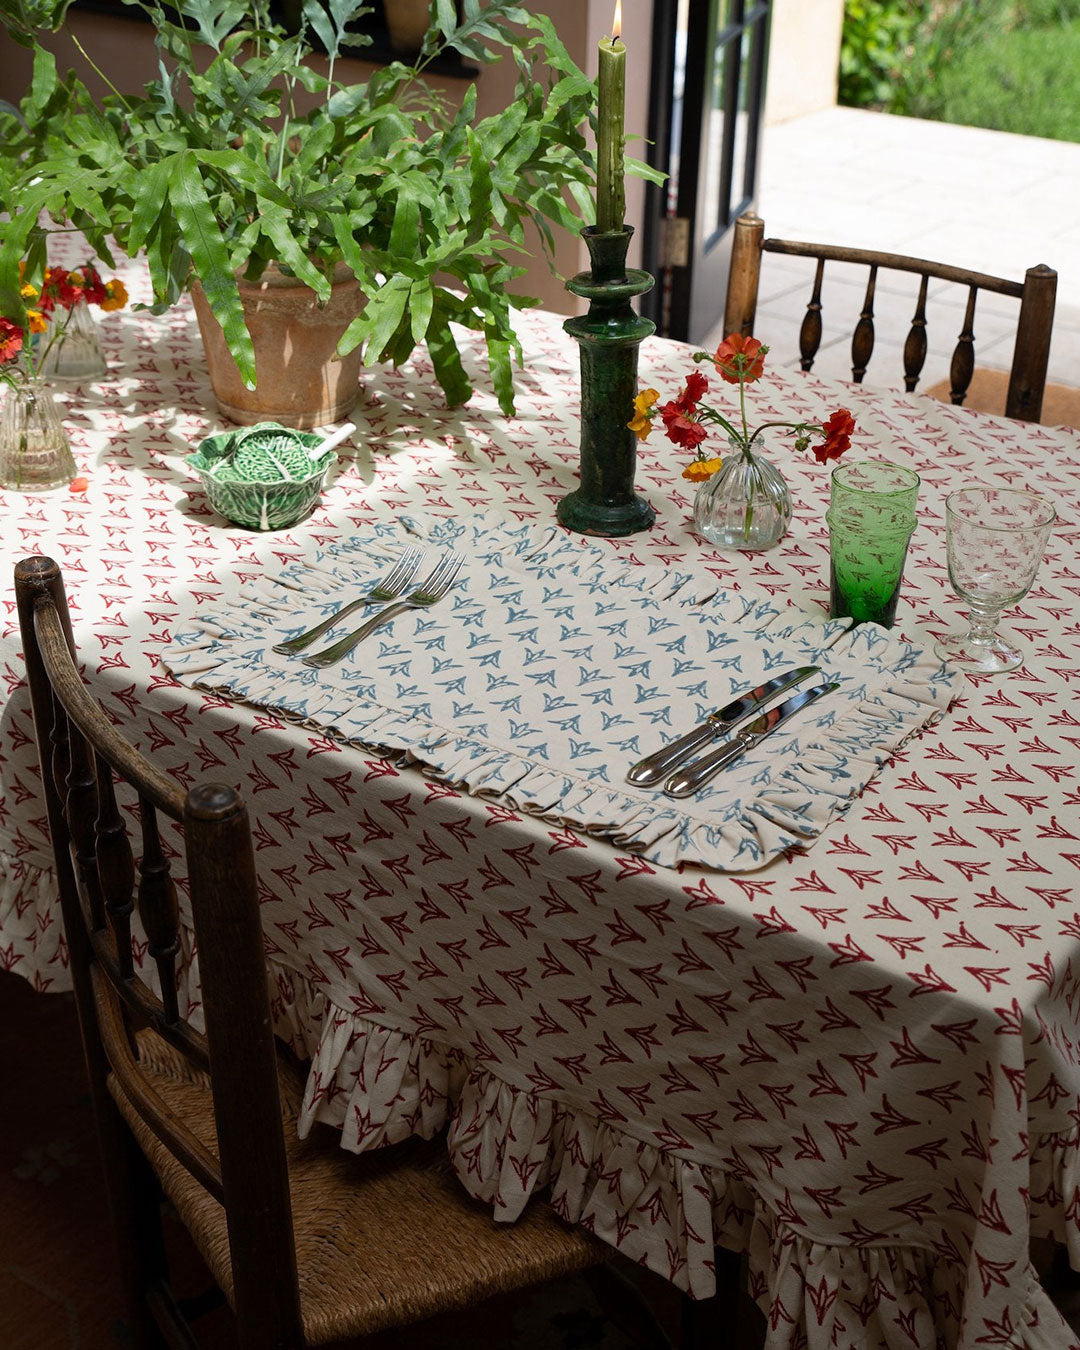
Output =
[{"x1": 642, "y1": 0, "x2": 772, "y2": 341}]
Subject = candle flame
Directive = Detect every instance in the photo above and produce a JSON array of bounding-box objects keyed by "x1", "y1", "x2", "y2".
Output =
[{"x1": 611, "y1": 0, "x2": 621, "y2": 41}]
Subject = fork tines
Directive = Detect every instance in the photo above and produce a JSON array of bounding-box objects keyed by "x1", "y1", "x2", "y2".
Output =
[{"x1": 419, "y1": 550, "x2": 464, "y2": 594}]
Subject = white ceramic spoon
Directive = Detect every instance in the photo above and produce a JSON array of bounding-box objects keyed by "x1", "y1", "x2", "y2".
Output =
[{"x1": 309, "y1": 421, "x2": 356, "y2": 461}]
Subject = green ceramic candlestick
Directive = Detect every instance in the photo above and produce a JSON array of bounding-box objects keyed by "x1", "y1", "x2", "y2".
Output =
[{"x1": 558, "y1": 226, "x2": 657, "y2": 537}]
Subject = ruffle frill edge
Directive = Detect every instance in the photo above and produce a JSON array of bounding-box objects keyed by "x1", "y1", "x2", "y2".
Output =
[
  {"x1": 163, "y1": 526, "x2": 957, "y2": 874},
  {"x1": 0, "y1": 848, "x2": 65, "y2": 988},
  {"x1": 269, "y1": 966, "x2": 1076, "y2": 1350}
]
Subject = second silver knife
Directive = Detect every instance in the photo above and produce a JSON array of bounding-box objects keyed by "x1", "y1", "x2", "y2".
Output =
[
  {"x1": 664, "y1": 679, "x2": 839, "y2": 798},
  {"x1": 626, "y1": 665, "x2": 821, "y2": 788}
]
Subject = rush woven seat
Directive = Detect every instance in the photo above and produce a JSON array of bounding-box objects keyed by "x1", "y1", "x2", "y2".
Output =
[
  {"x1": 109, "y1": 1030, "x2": 601, "y2": 1345},
  {"x1": 723, "y1": 211, "x2": 1057, "y2": 423},
  {"x1": 924, "y1": 368, "x2": 1080, "y2": 428}
]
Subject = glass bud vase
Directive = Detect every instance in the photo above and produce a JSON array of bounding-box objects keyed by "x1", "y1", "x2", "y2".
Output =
[
  {"x1": 693, "y1": 447, "x2": 793, "y2": 551},
  {"x1": 40, "y1": 297, "x2": 107, "y2": 381},
  {"x1": 0, "y1": 382, "x2": 78, "y2": 492}
]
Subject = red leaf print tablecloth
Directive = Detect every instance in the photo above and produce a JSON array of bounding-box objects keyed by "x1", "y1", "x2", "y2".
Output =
[{"x1": 3, "y1": 246, "x2": 1080, "y2": 1350}]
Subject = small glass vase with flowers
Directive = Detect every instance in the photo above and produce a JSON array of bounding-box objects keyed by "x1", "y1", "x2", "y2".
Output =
[
  {"x1": 0, "y1": 264, "x2": 127, "y2": 491},
  {"x1": 630, "y1": 333, "x2": 856, "y2": 551}
]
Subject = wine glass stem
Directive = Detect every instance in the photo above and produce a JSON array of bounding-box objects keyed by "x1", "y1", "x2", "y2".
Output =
[{"x1": 966, "y1": 602, "x2": 1002, "y2": 645}]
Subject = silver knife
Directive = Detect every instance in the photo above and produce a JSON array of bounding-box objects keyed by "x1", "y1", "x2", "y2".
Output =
[
  {"x1": 626, "y1": 665, "x2": 821, "y2": 788},
  {"x1": 663, "y1": 679, "x2": 839, "y2": 798}
]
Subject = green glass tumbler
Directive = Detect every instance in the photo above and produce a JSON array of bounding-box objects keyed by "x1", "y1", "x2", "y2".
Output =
[{"x1": 826, "y1": 460, "x2": 920, "y2": 628}]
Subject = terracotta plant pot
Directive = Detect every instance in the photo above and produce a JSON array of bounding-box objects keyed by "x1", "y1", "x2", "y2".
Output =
[
  {"x1": 190, "y1": 263, "x2": 362, "y2": 429},
  {"x1": 385, "y1": 0, "x2": 431, "y2": 54}
]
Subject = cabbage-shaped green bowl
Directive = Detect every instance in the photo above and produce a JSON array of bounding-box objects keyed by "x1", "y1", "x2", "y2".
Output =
[{"x1": 187, "y1": 423, "x2": 333, "y2": 530}]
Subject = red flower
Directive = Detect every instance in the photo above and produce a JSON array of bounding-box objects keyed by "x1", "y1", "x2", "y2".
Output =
[
  {"x1": 712, "y1": 332, "x2": 766, "y2": 384},
  {"x1": 679, "y1": 370, "x2": 709, "y2": 410},
  {"x1": 41, "y1": 266, "x2": 81, "y2": 311},
  {"x1": 0, "y1": 317, "x2": 23, "y2": 364},
  {"x1": 660, "y1": 402, "x2": 708, "y2": 450},
  {"x1": 813, "y1": 408, "x2": 856, "y2": 463},
  {"x1": 79, "y1": 264, "x2": 108, "y2": 306}
]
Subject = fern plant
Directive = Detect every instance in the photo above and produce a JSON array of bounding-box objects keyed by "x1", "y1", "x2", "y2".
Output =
[{"x1": 0, "y1": 0, "x2": 658, "y2": 413}]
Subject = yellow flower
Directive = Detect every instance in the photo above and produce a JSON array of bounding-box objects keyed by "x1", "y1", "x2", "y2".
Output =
[
  {"x1": 681, "y1": 457, "x2": 723, "y2": 482},
  {"x1": 627, "y1": 387, "x2": 659, "y2": 441},
  {"x1": 100, "y1": 278, "x2": 128, "y2": 312},
  {"x1": 20, "y1": 283, "x2": 38, "y2": 301},
  {"x1": 26, "y1": 309, "x2": 48, "y2": 334}
]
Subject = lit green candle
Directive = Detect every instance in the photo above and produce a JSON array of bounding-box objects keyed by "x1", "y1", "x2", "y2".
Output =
[{"x1": 596, "y1": 1, "x2": 626, "y2": 234}]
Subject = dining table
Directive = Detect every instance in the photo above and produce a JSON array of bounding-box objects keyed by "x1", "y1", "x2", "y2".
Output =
[{"x1": 3, "y1": 245, "x2": 1080, "y2": 1350}]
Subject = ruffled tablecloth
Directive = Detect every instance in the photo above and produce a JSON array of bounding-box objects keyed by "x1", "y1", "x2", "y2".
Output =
[
  {"x1": 163, "y1": 513, "x2": 959, "y2": 871},
  {"x1": 4, "y1": 243, "x2": 1080, "y2": 1350}
]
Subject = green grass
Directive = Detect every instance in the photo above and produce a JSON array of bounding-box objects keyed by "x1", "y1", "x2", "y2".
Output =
[
  {"x1": 907, "y1": 17, "x2": 1080, "y2": 141},
  {"x1": 840, "y1": 0, "x2": 1080, "y2": 141}
]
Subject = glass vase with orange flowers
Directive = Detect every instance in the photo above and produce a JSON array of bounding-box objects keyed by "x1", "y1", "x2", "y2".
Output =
[
  {"x1": 42, "y1": 264, "x2": 128, "y2": 381},
  {"x1": 0, "y1": 264, "x2": 127, "y2": 491},
  {"x1": 630, "y1": 333, "x2": 856, "y2": 551}
]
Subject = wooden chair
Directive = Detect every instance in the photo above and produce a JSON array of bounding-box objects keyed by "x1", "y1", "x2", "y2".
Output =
[
  {"x1": 723, "y1": 211, "x2": 1057, "y2": 423},
  {"x1": 17, "y1": 554, "x2": 745, "y2": 1350}
]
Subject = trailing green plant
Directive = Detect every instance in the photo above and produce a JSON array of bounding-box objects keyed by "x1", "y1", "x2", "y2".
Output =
[{"x1": 0, "y1": 0, "x2": 659, "y2": 414}]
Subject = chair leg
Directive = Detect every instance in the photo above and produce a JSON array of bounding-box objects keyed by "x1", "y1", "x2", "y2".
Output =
[
  {"x1": 680, "y1": 1248, "x2": 764, "y2": 1350},
  {"x1": 94, "y1": 1098, "x2": 172, "y2": 1349},
  {"x1": 583, "y1": 1262, "x2": 677, "y2": 1350}
]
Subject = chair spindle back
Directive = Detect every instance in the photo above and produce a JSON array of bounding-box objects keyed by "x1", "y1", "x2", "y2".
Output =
[
  {"x1": 724, "y1": 211, "x2": 1056, "y2": 422},
  {"x1": 15, "y1": 554, "x2": 306, "y2": 1347}
]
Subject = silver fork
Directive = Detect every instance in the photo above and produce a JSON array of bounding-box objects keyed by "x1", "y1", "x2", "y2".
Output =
[
  {"x1": 302, "y1": 552, "x2": 465, "y2": 669},
  {"x1": 272, "y1": 547, "x2": 424, "y2": 655}
]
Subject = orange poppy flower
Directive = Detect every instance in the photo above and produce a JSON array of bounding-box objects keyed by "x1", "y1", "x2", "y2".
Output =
[
  {"x1": 627, "y1": 387, "x2": 659, "y2": 441},
  {"x1": 681, "y1": 456, "x2": 723, "y2": 482},
  {"x1": 712, "y1": 332, "x2": 767, "y2": 384},
  {"x1": 100, "y1": 278, "x2": 129, "y2": 312}
]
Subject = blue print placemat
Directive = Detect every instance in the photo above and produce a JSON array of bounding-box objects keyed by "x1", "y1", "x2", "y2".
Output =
[{"x1": 163, "y1": 515, "x2": 961, "y2": 871}]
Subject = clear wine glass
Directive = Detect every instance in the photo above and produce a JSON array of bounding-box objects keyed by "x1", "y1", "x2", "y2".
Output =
[{"x1": 935, "y1": 487, "x2": 1055, "y2": 673}]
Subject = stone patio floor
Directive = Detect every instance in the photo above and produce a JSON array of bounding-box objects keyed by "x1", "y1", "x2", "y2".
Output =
[{"x1": 703, "y1": 106, "x2": 1080, "y2": 399}]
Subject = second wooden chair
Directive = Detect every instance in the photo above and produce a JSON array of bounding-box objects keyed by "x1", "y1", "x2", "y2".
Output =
[{"x1": 723, "y1": 211, "x2": 1056, "y2": 423}]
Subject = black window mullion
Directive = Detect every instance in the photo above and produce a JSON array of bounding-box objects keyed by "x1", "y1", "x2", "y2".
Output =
[
  {"x1": 736, "y1": 11, "x2": 769, "y2": 215},
  {"x1": 713, "y1": 25, "x2": 742, "y2": 244}
]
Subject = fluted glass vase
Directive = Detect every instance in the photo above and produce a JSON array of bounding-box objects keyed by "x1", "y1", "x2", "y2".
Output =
[
  {"x1": 39, "y1": 297, "x2": 107, "y2": 381},
  {"x1": 693, "y1": 446, "x2": 792, "y2": 551},
  {"x1": 0, "y1": 382, "x2": 78, "y2": 491}
]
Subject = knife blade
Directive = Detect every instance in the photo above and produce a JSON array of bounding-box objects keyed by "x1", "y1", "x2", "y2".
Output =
[
  {"x1": 626, "y1": 665, "x2": 821, "y2": 788},
  {"x1": 663, "y1": 679, "x2": 839, "y2": 798}
]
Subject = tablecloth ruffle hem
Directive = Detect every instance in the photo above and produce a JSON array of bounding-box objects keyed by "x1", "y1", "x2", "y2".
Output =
[
  {"x1": 1031, "y1": 1125, "x2": 1080, "y2": 1270},
  {"x1": 268, "y1": 963, "x2": 1077, "y2": 1350},
  {"x1": 0, "y1": 849, "x2": 64, "y2": 985}
]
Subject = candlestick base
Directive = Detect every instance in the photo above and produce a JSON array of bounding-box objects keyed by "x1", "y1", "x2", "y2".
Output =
[{"x1": 557, "y1": 226, "x2": 657, "y2": 538}]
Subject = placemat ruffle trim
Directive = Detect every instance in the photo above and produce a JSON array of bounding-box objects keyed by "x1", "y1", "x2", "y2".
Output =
[
  {"x1": 271, "y1": 966, "x2": 1073, "y2": 1350},
  {"x1": 165, "y1": 651, "x2": 952, "y2": 873},
  {"x1": 165, "y1": 532, "x2": 958, "y2": 873}
]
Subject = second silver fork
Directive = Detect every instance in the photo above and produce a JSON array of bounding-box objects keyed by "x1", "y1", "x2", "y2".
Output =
[
  {"x1": 302, "y1": 552, "x2": 465, "y2": 668},
  {"x1": 273, "y1": 546, "x2": 424, "y2": 655}
]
